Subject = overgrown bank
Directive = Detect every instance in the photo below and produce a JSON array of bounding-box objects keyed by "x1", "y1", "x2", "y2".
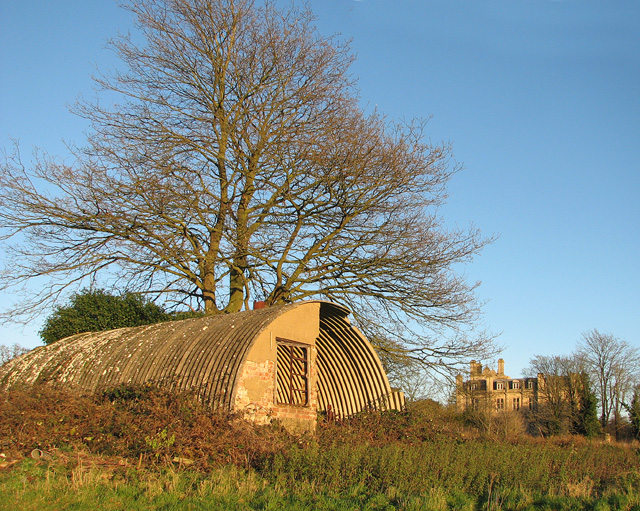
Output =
[{"x1": 1, "y1": 386, "x2": 639, "y2": 510}]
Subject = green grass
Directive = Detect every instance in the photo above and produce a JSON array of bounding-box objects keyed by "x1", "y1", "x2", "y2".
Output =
[
  {"x1": 3, "y1": 458, "x2": 640, "y2": 511},
  {"x1": 2, "y1": 385, "x2": 640, "y2": 510}
]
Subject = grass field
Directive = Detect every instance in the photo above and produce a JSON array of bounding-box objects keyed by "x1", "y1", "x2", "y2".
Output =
[{"x1": 1, "y1": 385, "x2": 639, "y2": 510}]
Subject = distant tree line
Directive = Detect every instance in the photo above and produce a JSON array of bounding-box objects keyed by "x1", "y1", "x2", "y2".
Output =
[
  {"x1": 524, "y1": 354, "x2": 600, "y2": 438},
  {"x1": 526, "y1": 329, "x2": 640, "y2": 440},
  {"x1": 0, "y1": 343, "x2": 29, "y2": 366}
]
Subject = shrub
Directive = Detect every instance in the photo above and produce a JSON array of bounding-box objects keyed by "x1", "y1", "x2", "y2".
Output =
[
  {"x1": 0, "y1": 384, "x2": 290, "y2": 470},
  {"x1": 39, "y1": 289, "x2": 202, "y2": 344},
  {"x1": 2, "y1": 383, "x2": 640, "y2": 506}
]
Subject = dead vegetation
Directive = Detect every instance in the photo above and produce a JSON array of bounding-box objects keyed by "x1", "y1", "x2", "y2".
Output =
[
  {"x1": 0, "y1": 384, "x2": 291, "y2": 471},
  {"x1": 1, "y1": 383, "x2": 640, "y2": 508}
]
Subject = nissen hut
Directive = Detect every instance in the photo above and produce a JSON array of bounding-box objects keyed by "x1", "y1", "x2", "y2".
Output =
[{"x1": 0, "y1": 301, "x2": 404, "y2": 432}]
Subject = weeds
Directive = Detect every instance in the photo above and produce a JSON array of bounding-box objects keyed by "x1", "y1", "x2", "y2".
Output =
[
  {"x1": 1, "y1": 384, "x2": 640, "y2": 510},
  {"x1": 0, "y1": 384, "x2": 290, "y2": 470},
  {"x1": 144, "y1": 428, "x2": 176, "y2": 458}
]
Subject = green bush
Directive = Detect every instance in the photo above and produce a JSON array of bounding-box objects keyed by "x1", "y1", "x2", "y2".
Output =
[{"x1": 39, "y1": 288, "x2": 201, "y2": 344}]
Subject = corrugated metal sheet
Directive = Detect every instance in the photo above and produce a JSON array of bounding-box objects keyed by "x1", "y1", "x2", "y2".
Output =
[
  {"x1": 0, "y1": 301, "x2": 404, "y2": 415},
  {"x1": 316, "y1": 302, "x2": 401, "y2": 417},
  {"x1": 0, "y1": 304, "x2": 287, "y2": 410}
]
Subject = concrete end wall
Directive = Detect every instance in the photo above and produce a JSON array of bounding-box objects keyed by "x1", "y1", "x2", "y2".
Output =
[{"x1": 234, "y1": 302, "x2": 320, "y2": 432}]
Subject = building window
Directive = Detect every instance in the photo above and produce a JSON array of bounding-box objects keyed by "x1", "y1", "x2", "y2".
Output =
[
  {"x1": 495, "y1": 381, "x2": 504, "y2": 390},
  {"x1": 513, "y1": 397, "x2": 520, "y2": 411},
  {"x1": 527, "y1": 380, "x2": 534, "y2": 389},
  {"x1": 276, "y1": 340, "x2": 309, "y2": 406},
  {"x1": 471, "y1": 383, "x2": 478, "y2": 390},
  {"x1": 512, "y1": 380, "x2": 520, "y2": 390},
  {"x1": 496, "y1": 398, "x2": 505, "y2": 410}
]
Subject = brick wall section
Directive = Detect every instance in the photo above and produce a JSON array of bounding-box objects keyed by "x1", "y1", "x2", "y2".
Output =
[
  {"x1": 234, "y1": 360, "x2": 276, "y2": 425},
  {"x1": 234, "y1": 346, "x2": 319, "y2": 433}
]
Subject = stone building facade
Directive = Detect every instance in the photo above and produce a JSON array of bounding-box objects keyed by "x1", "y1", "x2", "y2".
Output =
[{"x1": 456, "y1": 359, "x2": 541, "y2": 414}]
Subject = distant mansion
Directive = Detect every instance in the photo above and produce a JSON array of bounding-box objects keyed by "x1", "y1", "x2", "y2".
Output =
[{"x1": 456, "y1": 359, "x2": 541, "y2": 413}]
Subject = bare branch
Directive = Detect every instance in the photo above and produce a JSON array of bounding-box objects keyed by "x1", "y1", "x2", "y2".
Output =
[{"x1": 0, "y1": 0, "x2": 496, "y2": 374}]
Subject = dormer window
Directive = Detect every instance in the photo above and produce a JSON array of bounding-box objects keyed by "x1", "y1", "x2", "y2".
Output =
[
  {"x1": 512, "y1": 380, "x2": 520, "y2": 390},
  {"x1": 495, "y1": 381, "x2": 505, "y2": 390}
]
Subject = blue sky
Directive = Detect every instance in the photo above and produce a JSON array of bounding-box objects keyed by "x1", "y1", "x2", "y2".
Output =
[{"x1": 1, "y1": 0, "x2": 638, "y2": 378}]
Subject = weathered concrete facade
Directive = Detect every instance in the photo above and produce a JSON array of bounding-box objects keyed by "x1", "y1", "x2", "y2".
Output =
[{"x1": 0, "y1": 301, "x2": 404, "y2": 432}]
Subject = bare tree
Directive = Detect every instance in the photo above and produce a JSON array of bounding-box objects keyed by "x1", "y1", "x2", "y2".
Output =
[
  {"x1": 0, "y1": 0, "x2": 495, "y2": 373},
  {"x1": 525, "y1": 354, "x2": 599, "y2": 437},
  {"x1": 525, "y1": 355, "x2": 575, "y2": 434},
  {"x1": 577, "y1": 329, "x2": 640, "y2": 437},
  {"x1": 0, "y1": 344, "x2": 30, "y2": 366},
  {"x1": 386, "y1": 356, "x2": 447, "y2": 403}
]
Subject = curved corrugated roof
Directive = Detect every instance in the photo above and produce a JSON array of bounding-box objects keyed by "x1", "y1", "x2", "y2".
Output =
[
  {"x1": 0, "y1": 301, "x2": 401, "y2": 416},
  {"x1": 316, "y1": 303, "x2": 391, "y2": 416}
]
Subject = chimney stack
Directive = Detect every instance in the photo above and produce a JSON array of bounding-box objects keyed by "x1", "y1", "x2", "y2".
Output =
[{"x1": 470, "y1": 360, "x2": 482, "y2": 375}]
